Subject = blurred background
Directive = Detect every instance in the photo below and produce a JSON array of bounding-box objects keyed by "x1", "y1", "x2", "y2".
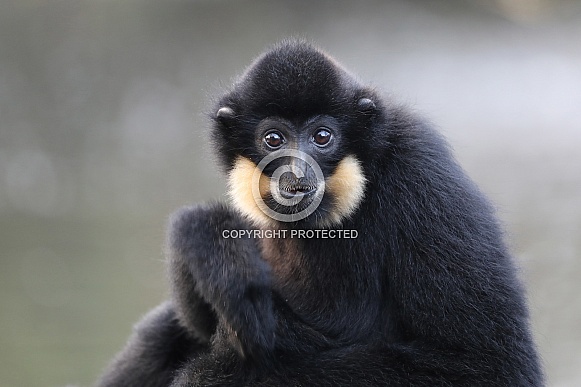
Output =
[{"x1": 1, "y1": 0, "x2": 580, "y2": 386}]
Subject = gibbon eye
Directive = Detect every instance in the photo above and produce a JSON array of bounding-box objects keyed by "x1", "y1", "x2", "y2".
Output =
[
  {"x1": 264, "y1": 131, "x2": 285, "y2": 149},
  {"x1": 313, "y1": 128, "x2": 332, "y2": 146}
]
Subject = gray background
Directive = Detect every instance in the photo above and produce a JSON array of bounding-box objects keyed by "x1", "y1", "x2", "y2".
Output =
[{"x1": 1, "y1": 1, "x2": 580, "y2": 386}]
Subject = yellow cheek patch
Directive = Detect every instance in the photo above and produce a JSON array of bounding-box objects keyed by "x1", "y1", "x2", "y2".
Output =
[
  {"x1": 227, "y1": 154, "x2": 366, "y2": 227},
  {"x1": 324, "y1": 155, "x2": 367, "y2": 226},
  {"x1": 227, "y1": 156, "x2": 273, "y2": 227}
]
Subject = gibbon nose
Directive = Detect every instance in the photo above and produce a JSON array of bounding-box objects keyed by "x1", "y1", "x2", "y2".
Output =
[{"x1": 278, "y1": 158, "x2": 319, "y2": 198}]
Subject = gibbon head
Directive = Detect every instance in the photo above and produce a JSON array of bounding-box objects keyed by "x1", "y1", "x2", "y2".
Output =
[{"x1": 211, "y1": 41, "x2": 381, "y2": 228}]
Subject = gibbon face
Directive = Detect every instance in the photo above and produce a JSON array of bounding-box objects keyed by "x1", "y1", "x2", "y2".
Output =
[
  {"x1": 226, "y1": 118, "x2": 367, "y2": 227},
  {"x1": 211, "y1": 42, "x2": 378, "y2": 228}
]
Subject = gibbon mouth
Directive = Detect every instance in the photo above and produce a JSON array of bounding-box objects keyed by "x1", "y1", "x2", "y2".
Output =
[
  {"x1": 278, "y1": 180, "x2": 318, "y2": 199},
  {"x1": 279, "y1": 185, "x2": 317, "y2": 199}
]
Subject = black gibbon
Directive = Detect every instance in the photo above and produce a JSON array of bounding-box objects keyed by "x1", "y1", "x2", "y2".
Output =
[{"x1": 98, "y1": 41, "x2": 544, "y2": 386}]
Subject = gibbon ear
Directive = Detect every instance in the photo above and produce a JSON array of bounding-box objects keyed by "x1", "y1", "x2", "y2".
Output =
[
  {"x1": 356, "y1": 97, "x2": 376, "y2": 113},
  {"x1": 216, "y1": 106, "x2": 235, "y2": 125}
]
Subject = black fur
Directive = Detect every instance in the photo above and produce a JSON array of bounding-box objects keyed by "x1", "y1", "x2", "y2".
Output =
[
  {"x1": 98, "y1": 301, "x2": 200, "y2": 387},
  {"x1": 97, "y1": 41, "x2": 544, "y2": 386}
]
